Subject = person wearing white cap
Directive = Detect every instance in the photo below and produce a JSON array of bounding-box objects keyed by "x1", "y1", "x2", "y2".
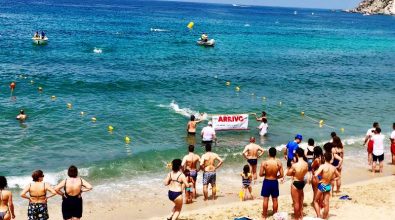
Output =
[{"x1": 201, "y1": 121, "x2": 216, "y2": 146}]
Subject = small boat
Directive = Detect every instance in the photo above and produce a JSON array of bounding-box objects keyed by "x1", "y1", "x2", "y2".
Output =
[
  {"x1": 32, "y1": 36, "x2": 48, "y2": 45},
  {"x1": 197, "y1": 39, "x2": 215, "y2": 47}
]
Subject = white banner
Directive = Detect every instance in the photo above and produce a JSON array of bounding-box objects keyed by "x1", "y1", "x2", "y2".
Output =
[{"x1": 211, "y1": 114, "x2": 249, "y2": 131}]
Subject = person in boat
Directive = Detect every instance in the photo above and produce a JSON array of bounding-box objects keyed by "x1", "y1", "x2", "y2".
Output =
[
  {"x1": 201, "y1": 33, "x2": 208, "y2": 42},
  {"x1": 41, "y1": 31, "x2": 46, "y2": 39},
  {"x1": 34, "y1": 32, "x2": 39, "y2": 38}
]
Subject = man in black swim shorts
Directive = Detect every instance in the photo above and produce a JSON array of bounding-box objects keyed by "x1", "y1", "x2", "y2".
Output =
[{"x1": 242, "y1": 137, "x2": 265, "y2": 181}]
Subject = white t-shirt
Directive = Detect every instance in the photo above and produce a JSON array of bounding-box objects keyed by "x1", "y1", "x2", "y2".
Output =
[
  {"x1": 258, "y1": 122, "x2": 268, "y2": 136},
  {"x1": 371, "y1": 133, "x2": 385, "y2": 156},
  {"x1": 201, "y1": 126, "x2": 216, "y2": 141},
  {"x1": 366, "y1": 128, "x2": 375, "y2": 137},
  {"x1": 391, "y1": 131, "x2": 395, "y2": 140}
]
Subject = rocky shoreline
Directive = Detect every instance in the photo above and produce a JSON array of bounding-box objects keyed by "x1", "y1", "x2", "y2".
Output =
[{"x1": 346, "y1": 0, "x2": 395, "y2": 15}]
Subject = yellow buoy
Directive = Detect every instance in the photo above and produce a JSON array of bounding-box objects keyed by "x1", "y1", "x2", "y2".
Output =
[
  {"x1": 301, "y1": 111, "x2": 305, "y2": 116},
  {"x1": 225, "y1": 81, "x2": 231, "y2": 86},
  {"x1": 80, "y1": 111, "x2": 84, "y2": 116},
  {"x1": 235, "y1": 86, "x2": 240, "y2": 92},
  {"x1": 67, "y1": 103, "x2": 72, "y2": 109},
  {"x1": 91, "y1": 117, "x2": 97, "y2": 122},
  {"x1": 108, "y1": 125, "x2": 114, "y2": 132},
  {"x1": 125, "y1": 136, "x2": 131, "y2": 144},
  {"x1": 187, "y1": 21, "x2": 194, "y2": 29},
  {"x1": 51, "y1": 95, "x2": 56, "y2": 100},
  {"x1": 319, "y1": 120, "x2": 324, "y2": 124},
  {"x1": 340, "y1": 127, "x2": 345, "y2": 133}
]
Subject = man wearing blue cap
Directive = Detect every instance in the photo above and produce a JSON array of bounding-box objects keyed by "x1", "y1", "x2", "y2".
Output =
[{"x1": 284, "y1": 134, "x2": 302, "y2": 168}]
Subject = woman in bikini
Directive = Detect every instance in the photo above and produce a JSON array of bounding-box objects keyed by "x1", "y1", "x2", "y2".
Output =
[
  {"x1": 163, "y1": 159, "x2": 191, "y2": 220},
  {"x1": 0, "y1": 176, "x2": 15, "y2": 220},
  {"x1": 311, "y1": 146, "x2": 323, "y2": 205},
  {"x1": 55, "y1": 165, "x2": 93, "y2": 220},
  {"x1": 331, "y1": 136, "x2": 344, "y2": 193},
  {"x1": 20, "y1": 170, "x2": 58, "y2": 220}
]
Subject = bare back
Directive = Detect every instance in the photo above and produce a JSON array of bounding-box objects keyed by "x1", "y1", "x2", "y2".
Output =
[
  {"x1": 0, "y1": 190, "x2": 11, "y2": 211},
  {"x1": 64, "y1": 178, "x2": 83, "y2": 196},
  {"x1": 28, "y1": 182, "x2": 47, "y2": 203},
  {"x1": 290, "y1": 160, "x2": 308, "y2": 181},
  {"x1": 243, "y1": 143, "x2": 264, "y2": 159},
  {"x1": 260, "y1": 158, "x2": 283, "y2": 180},
  {"x1": 317, "y1": 163, "x2": 338, "y2": 184},
  {"x1": 201, "y1": 152, "x2": 222, "y2": 172},
  {"x1": 183, "y1": 153, "x2": 200, "y2": 171},
  {"x1": 187, "y1": 121, "x2": 197, "y2": 133}
]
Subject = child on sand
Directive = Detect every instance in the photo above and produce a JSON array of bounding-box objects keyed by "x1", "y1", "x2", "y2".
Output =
[
  {"x1": 184, "y1": 169, "x2": 194, "y2": 204},
  {"x1": 240, "y1": 165, "x2": 253, "y2": 201}
]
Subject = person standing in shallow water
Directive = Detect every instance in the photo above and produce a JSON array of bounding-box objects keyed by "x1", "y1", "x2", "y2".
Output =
[
  {"x1": 163, "y1": 159, "x2": 191, "y2": 220},
  {"x1": 0, "y1": 176, "x2": 16, "y2": 220},
  {"x1": 55, "y1": 165, "x2": 93, "y2": 220},
  {"x1": 259, "y1": 147, "x2": 284, "y2": 220},
  {"x1": 287, "y1": 148, "x2": 308, "y2": 220},
  {"x1": 242, "y1": 137, "x2": 265, "y2": 182},
  {"x1": 364, "y1": 122, "x2": 379, "y2": 165},
  {"x1": 20, "y1": 170, "x2": 58, "y2": 220}
]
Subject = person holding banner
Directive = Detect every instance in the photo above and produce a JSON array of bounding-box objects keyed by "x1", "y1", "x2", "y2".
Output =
[
  {"x1": 201, "y1": 121, "x2": 216, "y2": 146},
  {"x1": 242, "y1": 137, "x2": 265, "y2": 181},
  {"x1": 186, "y1": 115, "x2": 202, "y2": 135},
  {"x1": 253, "y1": 111, "x2": 267, "y2": 122}
]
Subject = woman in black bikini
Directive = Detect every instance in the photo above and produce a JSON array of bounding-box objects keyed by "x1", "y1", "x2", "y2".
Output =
[
  {"x1": 163, "y1": 159, "x2": 191, "y2": 220},
  {"x1": 55, "y1": 165, "x2": 93, "y2": 220},
  {"x1": 0, "y1": 176, "x2": 15, "y2": 220},
  {"x1": 20, "y1": 170, "x2": 58, "y2": 220}
]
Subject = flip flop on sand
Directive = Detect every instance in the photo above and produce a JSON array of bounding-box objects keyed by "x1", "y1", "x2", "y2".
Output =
[{"x1": 339, "y1": 195, "x2": 352, "y2": 200}]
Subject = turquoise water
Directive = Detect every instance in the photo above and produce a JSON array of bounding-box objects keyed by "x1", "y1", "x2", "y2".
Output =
[{"x1": 1, "y1": 0, "x2": 395, "y2": 187}]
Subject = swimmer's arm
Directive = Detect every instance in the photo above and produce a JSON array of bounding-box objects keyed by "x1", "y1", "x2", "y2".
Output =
[
  {"x1": 81, "y1": 179, "x2": 93, "y2": 192},
  {"x1": 181, "y1": 175, "x2": 191, "y2": 188},
  {"x1": 278, "y1": 161, "x2": 284, "y2": 179},
  {"x1": 283, "y1": 147, "x2": 288, "y2": 160},
  {"x1": 314, "y1": 166, "x2": 323, "y2": 177},
  {"x1": 163, "y1": 173, "x2": 171, "y2": 186},
  {"x1": 242, "y1": 147, "x2": 249, "y2": 159},
  {"x1": 8, "y1": 192, "x2": 15, "y2": 218},
  {"x1": 257, "y1": 147, "x2": 265, "y2": 158},
  {"x1": 259, "y1": 162, "x2": 265, "y2": 177},
  {"x1": 334, "y1": 154, "x2": 343, "y2": 169},
  {"x1": 45, "y1": 184, "x2": 58, "y2": 199},
  {"x1": 20, "y1": 185, "x2": 31, "y2": 200},
  {"x1": 333, "y1": 168, "x2": 341, "y2": 181},
  {"x1": 215, "y1": 156, "x2": 223, "y2": 170},
  {"x1": 286, "y1": 165, "x2": 295, "y2": 176},
  {"x1": 54, "y1": 180, "x2": 66, "y2": 196}
]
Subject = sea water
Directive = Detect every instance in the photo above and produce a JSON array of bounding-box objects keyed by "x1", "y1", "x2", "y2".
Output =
[{"x1": 1, "y1": 0, "x2": 395, "y2": 197}]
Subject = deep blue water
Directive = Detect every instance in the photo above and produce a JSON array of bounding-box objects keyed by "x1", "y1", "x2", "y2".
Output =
[{"x1": 1, "y1": 0, "x2": 395, "y2": 186}]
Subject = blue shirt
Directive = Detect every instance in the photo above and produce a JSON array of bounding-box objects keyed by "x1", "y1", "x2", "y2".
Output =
[{"x1": 286, "y1": 141, "x2": 299, "y2": 160}]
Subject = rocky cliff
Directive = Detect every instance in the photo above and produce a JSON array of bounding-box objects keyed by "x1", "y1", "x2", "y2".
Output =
[{"x1": 351, "y1": 0, "x2": 395, "y2": 15}]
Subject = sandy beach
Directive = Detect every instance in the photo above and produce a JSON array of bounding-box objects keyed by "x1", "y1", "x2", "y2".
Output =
[{"x1": 11, "y1": 161, "x2": 395, "y2": 220}]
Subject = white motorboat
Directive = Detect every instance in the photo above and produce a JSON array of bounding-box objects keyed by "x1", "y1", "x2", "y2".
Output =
[
  {"x1": 197, "y1": 39, "x2": 215, "y2": 47},
  {"x1": 32, "y1": 36, "x2": 48, "y2": 45}
]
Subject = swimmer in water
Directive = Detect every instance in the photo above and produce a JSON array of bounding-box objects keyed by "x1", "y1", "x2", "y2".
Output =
[{"x1": 16, "y1": 110, "x2": 27, "y2": 121}]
